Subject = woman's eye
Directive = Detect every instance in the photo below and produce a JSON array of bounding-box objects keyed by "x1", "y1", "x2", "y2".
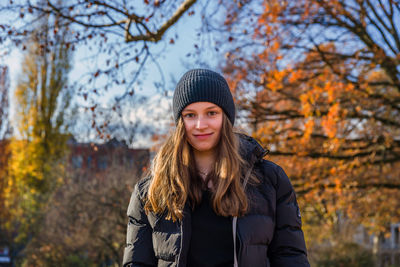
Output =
[
  {"x1": 208, "y1": 111, "x2": 218, "y2": 116},
  {"x1": 183, "y1": 113, "x2": 195, "y2": 118}
]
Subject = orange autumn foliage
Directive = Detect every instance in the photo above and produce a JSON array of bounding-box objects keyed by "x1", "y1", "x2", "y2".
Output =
[{"x1": 222, "y1": 0, "x2": 400, "y2": 239}]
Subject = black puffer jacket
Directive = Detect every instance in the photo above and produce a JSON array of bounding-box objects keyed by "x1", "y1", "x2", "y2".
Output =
[{"x1": 123, "y1": 135, "x2": 310, "y2": 267}]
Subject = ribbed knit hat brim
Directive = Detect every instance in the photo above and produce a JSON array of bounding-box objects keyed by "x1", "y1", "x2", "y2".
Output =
[{"x1": 173, "y1": 69, "x2": 235, "y2": 125}]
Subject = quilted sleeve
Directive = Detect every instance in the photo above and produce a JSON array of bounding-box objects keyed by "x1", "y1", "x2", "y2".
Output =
[
  {"x1": 122, "y1": 182, "x2": 157, "y2": 267},
  {"x1": 267, "y1": 166, "x2": 310, "y2": 267}
]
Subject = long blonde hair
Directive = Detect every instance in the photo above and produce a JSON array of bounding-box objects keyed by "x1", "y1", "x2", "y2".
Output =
[{"x1": 145, "y1": 114, "x2": 250, "y2": 221}]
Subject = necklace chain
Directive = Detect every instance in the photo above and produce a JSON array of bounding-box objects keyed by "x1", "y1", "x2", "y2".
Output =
[{"x1": 198, "y1": 170, "x2": 208, "y2": 176}]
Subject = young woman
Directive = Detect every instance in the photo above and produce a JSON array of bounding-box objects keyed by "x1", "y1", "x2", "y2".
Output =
[{"x1": 123, "y1": 69, "x2": 310, "y2": 267}]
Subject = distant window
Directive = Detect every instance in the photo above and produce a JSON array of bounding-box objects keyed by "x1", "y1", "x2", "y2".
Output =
[
  {"x1": 0, "y1": 246, "x2": 10, "y2": 263},
  {"x1": 0, "y1": 246, "x2": 9, "y2": 255},
  {"x1": 87, "y1": 156, "x2": 92, "y2": 168},
  {"x1": 97, "y1": 156, "x2": 108, "y2": 170},
  {"x1": 71, "y1": 155, "x2": 83, "y2": 168}
]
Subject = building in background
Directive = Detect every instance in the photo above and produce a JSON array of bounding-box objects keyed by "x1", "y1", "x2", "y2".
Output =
[{"x1": 67, "y1": 137, "x2": 150, "y2": 174}]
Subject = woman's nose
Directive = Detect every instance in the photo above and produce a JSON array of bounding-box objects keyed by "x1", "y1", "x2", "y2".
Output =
[{"x1": 196, "y1": 116, "x2": 207, "y2": 129}]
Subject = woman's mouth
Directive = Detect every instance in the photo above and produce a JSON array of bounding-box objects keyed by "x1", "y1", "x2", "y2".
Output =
[{"x1": 194, "y1": 133, "x2": 213, "y2": 140}]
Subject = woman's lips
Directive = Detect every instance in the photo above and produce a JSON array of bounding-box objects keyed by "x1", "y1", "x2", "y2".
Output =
[{"x1": 193, "y1": 133, "x2": 213, "y2": 140}]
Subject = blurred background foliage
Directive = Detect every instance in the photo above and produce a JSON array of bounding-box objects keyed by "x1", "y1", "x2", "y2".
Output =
[{"x1": 0, "y1": 0, "x2": 399, "y2": 266}]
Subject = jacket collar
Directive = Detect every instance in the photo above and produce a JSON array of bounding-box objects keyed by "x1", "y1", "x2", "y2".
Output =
[{"x1": 237, "y1": 133, "x2": 269, "y2": 165}]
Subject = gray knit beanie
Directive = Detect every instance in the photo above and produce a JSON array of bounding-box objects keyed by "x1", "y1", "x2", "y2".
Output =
[{"x1": 173, "y1": 69, "x2": 235, "y2": 125}]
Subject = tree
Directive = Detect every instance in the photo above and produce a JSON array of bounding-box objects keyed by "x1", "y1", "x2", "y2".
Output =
[
  {"x1": 221, "y1": 0, "x2": 400, "y2": 238},
  {"x1": 0, "y1": 66, "x2": 11, "y2": 249},
  {"x1": 5, "y1": 12, "x2": 74, "y2": 259},
  {"x1": 0, "y1": 66, "x2": 10, "y2": 139},
  {"x1": 0, "y1": 0, "x2": 199, "y2": 141},
  {"x1": 22, "y1": 159, "x2": 144, "y2": 266}
]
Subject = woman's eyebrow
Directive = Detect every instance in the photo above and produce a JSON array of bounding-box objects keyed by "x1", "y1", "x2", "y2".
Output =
[{"x1": 183, "y1": 105, "x2": 219, "y2": 112}]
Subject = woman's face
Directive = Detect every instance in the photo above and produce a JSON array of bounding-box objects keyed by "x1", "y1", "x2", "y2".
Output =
[{"x1": 182, "y1": 102, "x2": 223, "y2": 154}]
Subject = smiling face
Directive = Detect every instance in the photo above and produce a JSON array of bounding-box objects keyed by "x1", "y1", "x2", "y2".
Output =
[{"x1": 181, "y1": 102, "x2": 223, "y2": 155}]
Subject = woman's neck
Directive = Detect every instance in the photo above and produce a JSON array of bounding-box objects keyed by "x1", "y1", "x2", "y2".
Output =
[{"x1": 193, "y1": 149, "x2": 215, "y2": 176}]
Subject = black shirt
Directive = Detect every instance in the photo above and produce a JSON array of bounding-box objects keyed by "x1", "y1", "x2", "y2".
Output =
[{"x1": 187, "y1": 190, "x2": 234, "y2": 267}]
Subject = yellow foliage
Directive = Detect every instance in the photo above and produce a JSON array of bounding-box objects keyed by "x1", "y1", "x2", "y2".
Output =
[{"x1": 4, "y1": 21, "x2": 72, "y2": 247}]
